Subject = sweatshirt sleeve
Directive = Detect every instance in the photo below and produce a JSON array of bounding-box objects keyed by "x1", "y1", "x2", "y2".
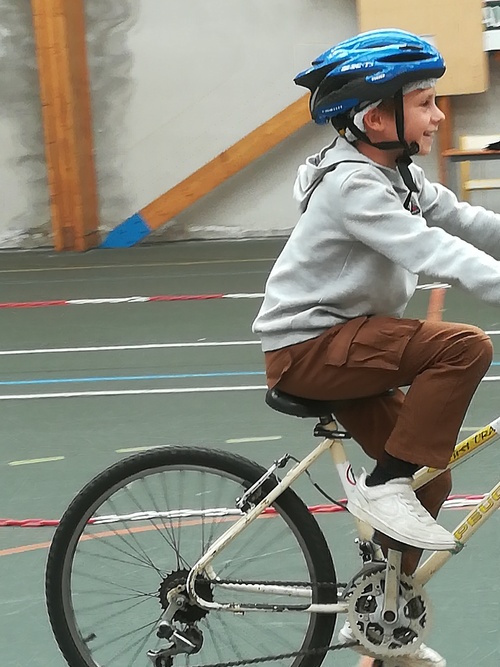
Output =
[
  {"x1": 339, "y1": 169, "x2": 500, "y2": 306},
  {"x1": 417, "y1": 172, "x2": 500, "y2": 259}
]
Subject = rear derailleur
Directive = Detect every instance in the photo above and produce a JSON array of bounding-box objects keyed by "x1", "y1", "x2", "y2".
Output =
[
  {"x1": 147, "y1": 624, "x2": 203, "y2": 667},
  {"x1": 147, "y1": 584, "x2": 203, "y2": 667}
]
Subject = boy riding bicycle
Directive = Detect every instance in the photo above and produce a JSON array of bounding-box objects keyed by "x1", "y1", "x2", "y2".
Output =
[{"x1": 253, "y1": 29, "x2": 500, "y2": 667}]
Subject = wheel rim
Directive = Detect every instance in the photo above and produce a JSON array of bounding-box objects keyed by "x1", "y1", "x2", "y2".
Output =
[{"x1": 52, "y1": 459, "x2": 334, "y2": 667}]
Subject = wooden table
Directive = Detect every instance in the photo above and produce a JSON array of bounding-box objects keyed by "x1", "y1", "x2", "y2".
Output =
[{"x1": 442, "y1": 148, "x2": 500, "y2": 196}]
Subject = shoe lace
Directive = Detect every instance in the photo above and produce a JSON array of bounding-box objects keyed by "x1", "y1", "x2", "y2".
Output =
[{"x1": 398, "y1": 486, "x2": 437, "y2": 524}]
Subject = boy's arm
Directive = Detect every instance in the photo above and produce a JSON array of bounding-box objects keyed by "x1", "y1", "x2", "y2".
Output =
[
  {"x1": 417, "y1": 172, "x2": 500, "y2": 259},
  {"x1": 340, "y1": 170, "x2": 500, "y2": 306}
]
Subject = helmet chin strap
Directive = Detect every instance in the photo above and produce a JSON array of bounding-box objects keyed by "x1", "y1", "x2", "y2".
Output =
[{"x1": 343, "y1": 89, "x2": 419, "y2": 210}]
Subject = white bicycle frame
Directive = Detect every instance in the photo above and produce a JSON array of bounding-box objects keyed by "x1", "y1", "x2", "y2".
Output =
[{"x1": 186, "y1": 416, "x2": 500, "y2": 613}]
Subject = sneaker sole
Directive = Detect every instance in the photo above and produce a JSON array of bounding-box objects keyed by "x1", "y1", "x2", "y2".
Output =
[{"x1": 348, "y1": 502, "x2": 457, "y2": 552}]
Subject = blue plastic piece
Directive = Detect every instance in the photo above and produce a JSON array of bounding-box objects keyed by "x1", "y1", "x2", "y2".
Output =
[{"x1": 100, "y1": 213, "x2": 151, "y2": 248}]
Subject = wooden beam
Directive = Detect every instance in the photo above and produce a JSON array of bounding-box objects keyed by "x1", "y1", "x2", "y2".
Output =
[
  {"x1": 141, "y1": 95, "x2": 311, "y2": 229},
  {"x1": 31, "y1": 0, "x2": 100, "y2": 251},
  {"x1": 100, "y1": 94, "x2": 312, "y2": 247}
]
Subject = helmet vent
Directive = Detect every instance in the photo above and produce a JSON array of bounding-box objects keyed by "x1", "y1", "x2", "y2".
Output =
[{"x1": 380, "y1": 52, "x2": 433, "y2": 63}]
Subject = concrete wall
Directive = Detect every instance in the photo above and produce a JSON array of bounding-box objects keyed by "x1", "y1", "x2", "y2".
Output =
[{"x1": 1, "y1": 1, "x2": 500, "y2": 248}]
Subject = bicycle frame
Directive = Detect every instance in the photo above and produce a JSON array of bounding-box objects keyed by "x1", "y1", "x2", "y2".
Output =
[{"x1": 186, "y1": 416, "x2": 500, "y2": 613}]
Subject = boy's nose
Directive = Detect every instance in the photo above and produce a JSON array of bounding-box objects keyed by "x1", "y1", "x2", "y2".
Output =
[{"x1": 435, "y1": 104, "x2": 446, "y2": 123}]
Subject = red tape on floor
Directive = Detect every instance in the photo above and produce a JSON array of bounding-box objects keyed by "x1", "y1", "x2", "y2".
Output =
[
  {"x1": 0, "y1": 495, "x2": 485, "y2": 528},
  {"x1": 0, "y1": 284, "x2": 450, "y2": 309}
]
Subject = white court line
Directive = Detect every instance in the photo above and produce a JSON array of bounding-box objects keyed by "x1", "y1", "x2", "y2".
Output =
[
  {"x1": 460, "y1": 427, "x2": 489, "y2": 432},
  {"x1": 0, "y1": 374, "x2": 499, "y2": 400},
  {"x1": 226, "y1": 436, "x2": 282, "y2": 444},
  {"x1": 116, "y1": 445, "x2": 171, "y2": 453},
  {"x1": 0, "y1": 341, "x2": 261, "y2": 356},
  {"x1": 0, "y1": 385, "x2": 267, "y2": 400},
  {"x1": 8, "y1": 456, "x2": 65, "y2": 466},
  {"x1": 0, "y1": 258, "x2": 276, "y2": 275}
]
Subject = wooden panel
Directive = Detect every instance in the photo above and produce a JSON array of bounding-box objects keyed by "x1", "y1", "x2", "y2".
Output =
[
  {"x1": 141, "y1": 96, "x2": 310, "y2": 229},
  {"x1": 356, "y1": 0, "x2": 489, "y2": 96},
  {"x1": 436, "y1": 96, "x2": 453, "y2": 186},
  {"x1": 31, "y1": 0, "x2": 99, "y2": 251}
]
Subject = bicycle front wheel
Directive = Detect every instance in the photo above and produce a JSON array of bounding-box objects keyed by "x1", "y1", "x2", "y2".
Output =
[{"x1": 46, "y1": 446, "x2": 338, "y2": 667}]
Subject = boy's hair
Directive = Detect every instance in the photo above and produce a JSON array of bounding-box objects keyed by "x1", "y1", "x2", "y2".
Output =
[{"x1": 343, "y1": 78, "x2": 437, "y2": 143}]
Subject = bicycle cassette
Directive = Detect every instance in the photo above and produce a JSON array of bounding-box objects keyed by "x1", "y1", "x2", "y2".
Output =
[{"x1": 347, "y1": 569, "x2": 431, "y2": 658}]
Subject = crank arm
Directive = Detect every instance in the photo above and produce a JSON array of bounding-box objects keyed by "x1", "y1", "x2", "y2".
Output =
[{"x1": 381, "y1": 549, "x2": 402, "y2": 623}]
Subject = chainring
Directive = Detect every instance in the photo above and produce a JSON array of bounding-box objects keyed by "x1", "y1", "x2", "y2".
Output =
[{"x1": 347, "y1": 568, "x2": 431, "y2": 658}]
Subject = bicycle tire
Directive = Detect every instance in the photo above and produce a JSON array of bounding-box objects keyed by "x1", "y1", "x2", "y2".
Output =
[{"x1": 46, "y1": 446, "x2": 338, "y2": 667}]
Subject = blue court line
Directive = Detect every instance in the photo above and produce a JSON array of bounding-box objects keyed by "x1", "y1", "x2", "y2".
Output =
[
  {"x1": 3, "y1": 363, "x2": 499, "y2": 387},
  {"x1": 0, "y1": 371, "x2": 265, "y2": 386}
]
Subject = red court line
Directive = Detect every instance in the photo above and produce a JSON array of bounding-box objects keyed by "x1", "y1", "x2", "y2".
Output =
[
  {"x1": 0, "y1": 300, "x2": 68, "y2": 309},
  {"x1": 0, "y1": 294, "x2": 228, "y2": 309},
  {"x1": 0, "y1": 495, "x2": 485, "y2": 557},
  {"x1": 0, "y1": 285, "x2": 448, "y2": 310}
]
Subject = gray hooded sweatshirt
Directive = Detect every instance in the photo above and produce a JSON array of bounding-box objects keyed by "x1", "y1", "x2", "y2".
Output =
[{"x1": 253, "y1": 136, "x2": 500, "y2": 351}]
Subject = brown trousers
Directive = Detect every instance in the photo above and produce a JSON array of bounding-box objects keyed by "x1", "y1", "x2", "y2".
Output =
[{"x1": 265, "y1": 316, "x2": 493, "y2": 572}]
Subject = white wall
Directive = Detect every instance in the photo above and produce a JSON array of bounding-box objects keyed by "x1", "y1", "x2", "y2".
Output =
[
  {"x1": 112, "y1": 0, "x2": 358, "y2": 240},
  {"x1": 1, "y1": 1, "x2": 500, "y2": 247},
  {"x1": 0, "y1": 0, "x2": 51, "y2": 249}
]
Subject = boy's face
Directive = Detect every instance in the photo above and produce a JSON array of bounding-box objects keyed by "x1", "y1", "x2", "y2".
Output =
[{"x1": 367, "y1": 87, "x2": 445, "y2": 156}]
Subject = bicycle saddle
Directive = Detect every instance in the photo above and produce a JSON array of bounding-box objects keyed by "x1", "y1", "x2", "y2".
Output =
[
  {"x1": 266, "y1": 387, "x2": 396, "y2": 419},
  {"x1": 265, "y1": 388, "x2": 338, "y2": 419}
]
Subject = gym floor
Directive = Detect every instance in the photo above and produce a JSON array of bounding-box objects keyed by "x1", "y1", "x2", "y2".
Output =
[{"x1": 0, "y1": 239, "x2": 498, "y2": 666}]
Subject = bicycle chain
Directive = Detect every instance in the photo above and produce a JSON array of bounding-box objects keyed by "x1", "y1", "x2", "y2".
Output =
[{"x1": 190, "y1": 639, "x2": 359, "y2": 667}]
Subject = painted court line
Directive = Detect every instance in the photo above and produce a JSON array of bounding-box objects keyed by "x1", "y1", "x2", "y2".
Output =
[
  {"x1": 0, "y1": 283, "x2": 451, "y2": 310},
  {"x1": 0, "y1": 340, "x2": 260, "y2": 356},
  {"x1": 0, "y1": 385, "x2": 267, "y2": 400},
  {"x1": 460, "y1": 427, "x2": 489, "y2": 432},
  {"x1": 0, "y1": 371, "x2": 265, "y2": 387},
  {"x1": 1, "y1": 375, "x2": 500, "y2": 400},
  {"x1": 116, "y1": 445, "x2": 176, "y2": 453},
  {"x1": 226, "y1": 436, "x2": 282, "y2": 444},
  {"x1": 8, "y1": 456, "x2": 65, "y2": 466},
  {"x1": 12, "y1": 368, "x2": 500, "y2": 389},
  {"x1": 0, "y1": 258, "x2": 276, "y2": 275}
]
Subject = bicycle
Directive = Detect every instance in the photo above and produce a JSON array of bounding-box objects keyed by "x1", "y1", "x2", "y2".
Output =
[{"x1": 45, "y1": 387, "x2": 500, "y2": 667}]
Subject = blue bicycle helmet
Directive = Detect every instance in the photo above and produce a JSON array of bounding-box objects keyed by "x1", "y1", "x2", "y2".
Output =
[
  {"x1": 295, "y1": 30, "x2": 446, "y2": 209},
  {"x1": 295, "y1": 29, "x2": 445, "y2": 125}
]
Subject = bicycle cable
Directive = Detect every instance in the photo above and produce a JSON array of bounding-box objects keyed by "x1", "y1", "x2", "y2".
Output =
[{"x1": 288, "y1": 455, "x2": 348, "y2": 510}]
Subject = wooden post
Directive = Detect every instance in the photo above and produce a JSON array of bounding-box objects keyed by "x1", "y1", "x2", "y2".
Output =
[
  {"x1": 437, "y1": 96, "x2": 453, "y2": 187},
  {"x1": 31, "y1": 0, "x2": 100, "y2": 251}
]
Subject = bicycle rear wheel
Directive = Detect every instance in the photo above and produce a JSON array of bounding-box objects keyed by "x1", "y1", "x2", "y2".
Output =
[{"x1": 46, "y1": 446, "x2": 338, "y2": 667}]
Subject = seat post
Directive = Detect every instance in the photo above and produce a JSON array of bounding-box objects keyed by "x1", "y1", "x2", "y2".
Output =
[
  {"x1": 319, "y1": 414, "x2": 334, "y2": 425},
  {"x1": 314, "y1": 415, "x2": 350, "y2": 439}
]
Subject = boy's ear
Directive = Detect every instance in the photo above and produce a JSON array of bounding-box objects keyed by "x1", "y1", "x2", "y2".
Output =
[{"x1": 363, "y1": 106, "x2": 385, "y2": 131}]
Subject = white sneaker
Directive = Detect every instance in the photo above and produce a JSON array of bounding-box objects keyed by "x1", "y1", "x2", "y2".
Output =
[
  {"x1": 347, "y1": 470, "x2": 458, "y2": 552},
  {"x1": 338, "y1": 620, "x2": 446, "y2": 666}
]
